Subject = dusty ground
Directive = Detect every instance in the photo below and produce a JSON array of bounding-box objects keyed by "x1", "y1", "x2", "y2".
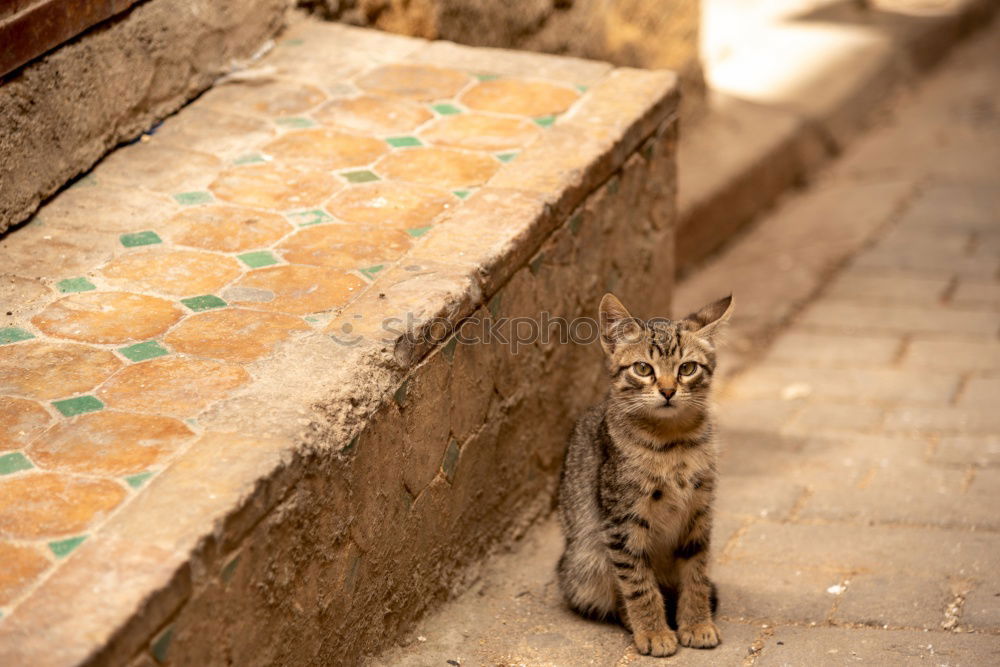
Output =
[{"x1": 370, "y1": 17, "x2": 1000, "y2": 667}]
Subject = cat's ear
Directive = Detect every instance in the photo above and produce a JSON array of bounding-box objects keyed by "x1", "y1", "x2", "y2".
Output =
[
  {"x1": 599, "y1": 293, "x2": 642, "y2": 355},
  {"x1": 685, "y1": 294, "x2": 733, "y2": 340}
]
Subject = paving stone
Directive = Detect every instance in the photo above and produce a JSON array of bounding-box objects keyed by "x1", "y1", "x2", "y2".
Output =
[
  {"x1": 715, "y1": 398, "x2": 801, "y2": 433},
  {"x1": 725, "y1": 365, "x2": 959, "y2": 404},
  {"x1": 960, "y1": 377, "x2": 1000, "y2": 407},
  {"x1": 797, "y1": 302, "x2": 1000, "y2": 337},
  {"x1": 97, "y1": 357, "x2": 250, "y2": 418},
  {"x1": 714, "y1": 562, "x2": 836, "y2": 624},
  {"x1": 952, "y1": 281, "x2": 1000, "y2": 310},
  {"x1": 884, "y1": 406, "x2": 1000, "y2": 435},
  {"x1": 851, "y1": 245, "x2": 999, "y2": 280},
  {"x1": 757, "y1": 626, "x2": 1000, "y2": 666},
  {"x1": 731, "y1": 522, "x2": 1000, "y2": 578},
  {"x1": 32, "y1": 184, "x2": 179, "y2": 234},
  {"x1": 783, "y1": 402, "x2": 885, "y2": 434},
  {"x1": 903, "y1": 338, "x2": 1000, "y2": 372},
  {"x1": 0, "y1": 341, "x2": 122, "y2": 400},
  {"x1": 962, "y1": 584, "x2": 1000, "y2": 631},
  {"x1": 931, "y1": 435, "x2": 1000, "y2": 467},
  {"x1": 28, "y1": 411, "x2": 193, "y2": 476},
  {"x1": 898, "y1": 183, "x2": 1000, "y2": 232},
  {"x1": 760, "y1": 331, "x2": 902, "y2": 368},
  {"x1": 824, "y1": 271, "x2": 952, "y2": 305},
  {"x1": 833, "y1": 573, "x2": 951, "y2": 630}
]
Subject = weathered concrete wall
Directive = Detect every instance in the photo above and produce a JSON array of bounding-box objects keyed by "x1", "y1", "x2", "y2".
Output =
[
  {"x1": 115, "y1": 121, "x2": 677, "y2": 666},
  {"x1": 0, "y1": 0, "x2": 292, "y2": 236},
  {"x1": 303, "y1": 0, "x2": 704, "y2": 115}
]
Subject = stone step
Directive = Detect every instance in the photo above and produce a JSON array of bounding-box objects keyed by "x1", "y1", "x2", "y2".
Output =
[{"x1": 0, "y1": 19, "x2": 678, "y2": 666}]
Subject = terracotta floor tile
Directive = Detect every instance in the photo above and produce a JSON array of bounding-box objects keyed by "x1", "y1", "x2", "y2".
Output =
[
  {"x1": 356, "y1": 64, "x2": 470, "y2": 101},
  {"x1": 0, "y1": 542, "x2": 51, "y2": 605},
  {"x1": 200, "y1": 80, "x2": 328, "y2": 116},
  {"x1": 263, "y1": 129, "x2": 389, "y2": 171},
  {"x1": 164, "y1": 308, "x2": 309, "y2": 363},
  {"x1": 97, "y1": 357, "x2": 251, "y2": 418},
  {"x1": 315, "y1": 94, "x2": 433, "y2": 135},
  {"x1": 278, "y1": 224, "x2": 413, "y2": 270},
  {"x1": 162, "y1": 206, "x2": 293, "y2": 253},
  {"x1": 210, "y1": 163, "x2": 342, "y2": 210},
  {"x1": 29, "y1": 411, "x2": 193, "y2": 476},
  {"x1": 326, "y1": 181, "x2": 454, "y2": 230},
  {"x1": 0, "y1": 472, "x2": 126, "y2": 539},
  {"x1": 0, "y1": 341, "x2": 123, "y2": 400},
  {"x1": 0, "y1": 397, "x2": 52, "y2": 451},
  {"x1": 32, "y1": 292, "x2": 184, "y2": 345},
  {"x1": 99, "y1": 249, "x2": 242, "y2": 297},
  {"x1": 421, "y1": 113, "x2": 541, "y2": 152},
  {"x1": 375, "y1": 147, "x2": 500, "y2": 189},
  {"x1": 229, "y1": 265, "x2": 366, "y2": 315},
  {"x1": 460, "y1": 78, "x2": 580, "y2": 117}
]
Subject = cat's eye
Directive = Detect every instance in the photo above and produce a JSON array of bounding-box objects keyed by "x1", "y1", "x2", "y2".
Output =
[
  {"x1": 678, "y1": 361, "x2": 698, "y2": 376},
  {"x1": 632, "y1": 362, "x2": 653, "y2": 377}
]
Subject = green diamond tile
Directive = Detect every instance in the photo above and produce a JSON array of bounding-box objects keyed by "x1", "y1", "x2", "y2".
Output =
[
  {"x1": 393, "y1": 379, "x2": 409, "y2": 407},
  {"x1": 276, "y1": 116, "x2": 316, "y2": 129},
  {"x1": 49, "y1": 535, "x2": 87, "y2": 558},
  {"x1": 442, "y1": 439, "x2": 460, "y2": 482},
  {"x1": 533, "y1": 115, "x2": 556, "y2": 128},
  {"x1": 473, "y1": 72, "x2": 499, "y2": 81},
  {"x1": 152, "y1": 625, "x2": 175, "y2": 663},
  {"x1": 406, "y1": 226, "x2": 431, "y2": 238},
  {"x1": 359, "y1": 265, "x2": 384, "y2": 281},
  {"x1": 57, "y1": 277, "x2": 96, "y2": 293},
  {"x1": 0, "y1": 327, "x2": 34, "y2": 345},
  {"x1": 233, "y1": 152, "x2": 267, "y2": 166},
  {"x1": 52, "y1": 395, "x2": 104, "y2": 417},
  {"x1": 181, "y1": 294, "x2": 227, "y2": 312},
  {"x1": 287, "y1": 208, "x2": 334, "y2": 227},
  {"x1": 120, "y1": 230, "x2": 162, "y2": 248},
  {"x1": 340, "y1": 434, "x2": 359, "y2": 455},
  {"x1": 496, "y1": 152, "x2": 518, "y2": 163},
  {"x1": 341, "y1": 170, "x2": 380, "y2": 184},
  {"x1": 70, "y1": 174, "x2": 97, "y2": 189},
  {"x1": 172, "y1": 191, "x2": 213, "y2": 206},
  {"x1": 442, "y1": 336, "x2": 458, "y2": 362},
  {"x1": 284, "y1": 38, "x2": 305, "y2": 46},
  {"x1": 119, "y1": 340, "x2": 169, "y2": 362},
  {"x1": 386, "y1": 136, "x2": 422, "y2": 148},
  {"x1": 569, "y1": 211, "x2": 583, "y2": 235},
  {"x1": 237, "y1": 250, "x2": 280, "y2": 268},
  {"x1": 125, "y1": 471, "x2": 154, "y2": 489},
  {"x1": 576, "y1": 84, "x2": 589, "y2": 93},
  {"x1": 452, "y1": 189, "x2": 472, "y2": 200},
  {"x1": 529, "y1": 252, "x2": 545, "y2": 275},
  {"x1": 0, "y1": 452, "x2": 33, "y2": 476},
  {"x1": 431, "y1": 103, "x2": 462, "y2": 116}
]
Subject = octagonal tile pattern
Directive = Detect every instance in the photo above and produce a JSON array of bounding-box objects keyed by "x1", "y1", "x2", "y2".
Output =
[{"x1": 0, "y1": 36, "x2": 590, "y2": 620}]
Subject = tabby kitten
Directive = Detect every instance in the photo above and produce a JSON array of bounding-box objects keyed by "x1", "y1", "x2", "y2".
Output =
[{"x1": 557, "y1": 293, "x2": 732, "y2": 657}]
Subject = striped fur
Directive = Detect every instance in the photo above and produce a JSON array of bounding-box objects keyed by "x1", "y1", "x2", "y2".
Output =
[{"x1": 557, "y1": 293, "x2": 732, "y2": 657}]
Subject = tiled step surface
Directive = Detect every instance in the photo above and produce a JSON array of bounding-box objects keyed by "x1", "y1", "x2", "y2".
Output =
[{"x1": 0, "y1": 18, "x2": 678, "y2": 665}]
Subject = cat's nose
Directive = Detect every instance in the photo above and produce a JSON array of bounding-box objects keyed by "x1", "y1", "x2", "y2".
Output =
[{"x1": 660, "y1": 387, "x2": 676, "y2": 401}]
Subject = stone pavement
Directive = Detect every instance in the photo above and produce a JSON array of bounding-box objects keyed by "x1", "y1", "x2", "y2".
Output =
[{"x1": 370, "y1": 18, "x2": 1000, "y2": 667}]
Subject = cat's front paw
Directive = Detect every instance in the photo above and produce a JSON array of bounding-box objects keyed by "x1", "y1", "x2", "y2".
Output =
[
  {"x1": 678, "y1": 620, "x2": 721, "y2": 648},
  {"x1": 632, "y1": 628, "x2": 678, "y2": 657}
]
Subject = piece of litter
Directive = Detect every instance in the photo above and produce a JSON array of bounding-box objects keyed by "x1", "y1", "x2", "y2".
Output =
[
  {"x1": 417, "y1": 636, "x2": 427, "y2": 642},
  {"x1": 781, "y1": 383, "x2": 812, "y2": 400},
  {"x1": 827, "y1": 584, "x2": 846, "y2": 595}
]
